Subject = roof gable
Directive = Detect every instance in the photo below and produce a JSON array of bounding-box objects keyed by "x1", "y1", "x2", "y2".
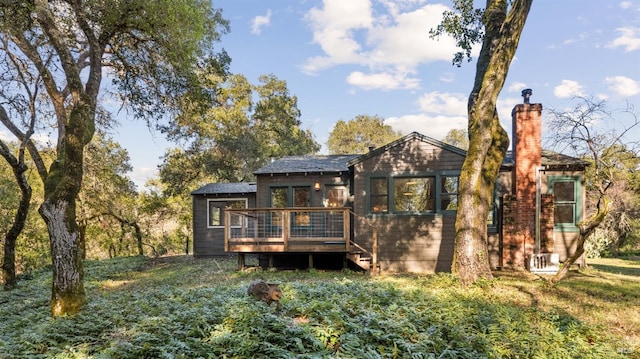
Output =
[{"x1": 347, "y1": 131, "x2": 467, "y2": 167}]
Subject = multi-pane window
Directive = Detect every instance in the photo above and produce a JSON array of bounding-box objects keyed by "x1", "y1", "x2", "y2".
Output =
[
  {"x1": 370, "y1": 178, "x2": 389, "y2": 213},
  {"x1": 394, "y1": 177, "x2": 435, "y2": 212},
  {"x1": 208, "y1": 199, "x2": 247, "y2": 227},
  {"x1": 549, "y1": 176, "x2": 582, "y2": 229}
]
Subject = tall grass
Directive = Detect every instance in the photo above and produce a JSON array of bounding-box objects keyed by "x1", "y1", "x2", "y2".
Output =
[{"x1": 0, "y1": 255, "x2": 637, "y2": 358}]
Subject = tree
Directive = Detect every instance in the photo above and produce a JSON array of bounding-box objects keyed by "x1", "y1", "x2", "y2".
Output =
[
  {"x1": 545, "y1": 97, "x2": 639, "y2": 282},
  {"x1": 0, "y1": 138, "x2": 32, "y2": 289},
  {"x1": 160, "y1": 73, "x2": 320, "y2": 194},
  {"x1": 78, "y1": 134, "x2": 142, "y2": 259},
  {"x1": 327, "y1": 115, "x2": 402, "y2": 154},
  {"x1": 0, "y1": 1, "x2": 229, "y2": 316},
  {"x1": 432, "y1": 0, "x2": 533, "y2": 284},
  {"x1": 442, "y1": 128, "x2": 469, "y2": 150}
]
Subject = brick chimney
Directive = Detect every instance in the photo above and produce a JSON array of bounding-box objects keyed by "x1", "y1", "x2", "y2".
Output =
[{"x1": 501, "y1": 89, "x2": 542, "y2": 267}]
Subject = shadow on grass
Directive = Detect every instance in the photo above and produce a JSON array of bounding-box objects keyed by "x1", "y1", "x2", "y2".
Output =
[{"x1": 588, "y1": 258, "x2": 640, "y2": 278}]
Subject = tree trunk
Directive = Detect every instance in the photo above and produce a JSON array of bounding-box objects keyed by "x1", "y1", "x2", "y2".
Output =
[
  {"x1": 552, "y1": 197, "x2": 610, "y2": 283},
  {"x1": 0, "y1": 141, "x2": 32, "y2": 290},
  {"x1": 39, "y1": 199, "x2": 86, "y2": 315},
  {"x1": 39, "y1": 100, "x2": 94, "y2": 316},
  {"x1": 451, "y1": 0, "x2": 532, "y2": 284}
]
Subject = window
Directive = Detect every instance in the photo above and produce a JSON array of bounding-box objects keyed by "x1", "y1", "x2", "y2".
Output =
[
  {"x1": 270, "y1": 187, "x2": 288, "y2": 226},
  {"x1": 370, "y1": 178, "x2": 388, "y2": 213},
  {"x1": 394, "y1": 177, "x2": 435, "y2": 212},
  {"x1": 208, "y1": 199, "x2": 247, "y2": 227},
  {"x1": 548, "y1": 176, "x2": 582, "y2": 230},
  {"x1": 367, "y1": 173, "x2": 460, "y2": 215},
  {"x1": 440, "y1": 176, "x2": 459, "y2": 211},
  {"x1": 293, "y1": 186, "x2": 311, "y2": 226},
  {"x1": 325, "y1": 186, "x2": 346, "y2": 207}
]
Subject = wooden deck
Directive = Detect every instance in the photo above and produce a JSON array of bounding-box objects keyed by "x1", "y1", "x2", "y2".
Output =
[{"x1": 224, "y1": 207, "x2": 350, "y2": 253}]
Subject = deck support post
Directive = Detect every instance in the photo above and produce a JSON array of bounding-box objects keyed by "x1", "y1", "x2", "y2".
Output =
[
  {"x1": 371, "y1": 227, "x2": 378, "y2": 276},
  {"x1": 308, "y1": 253, "x2": 314, "y2": 269},
  {"x1": 268, "y1": 254, "x2": 274, "y2": 269},
  {"x1": 237, "y1": 253, "x2": 245, "y2": 271}
]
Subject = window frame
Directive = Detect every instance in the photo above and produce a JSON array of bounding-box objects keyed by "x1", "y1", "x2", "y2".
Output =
[
  {"x1": 207, "y1": 198, "x2": 248, "y2": 228},
  {"x1": 366, "y1": 171, "x2": 460, "y2": 216},
  {"x1": 548, "y1": 175, "x2": 583, "y2": 232}
]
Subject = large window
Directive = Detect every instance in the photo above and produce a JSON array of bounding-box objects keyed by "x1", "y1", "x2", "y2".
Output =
[
  {"x1": 208, "y1": 199, "x2": 247, "y2": 227},
  {"x1": 394, "y1": 177, "x2": 435, "y2": 212},
  {"x1": 367, "y1": 174, "x2": 460, "y2": 215},
  {"x1": 548, "y1": 176, "x2": 582, "y2": 230}
]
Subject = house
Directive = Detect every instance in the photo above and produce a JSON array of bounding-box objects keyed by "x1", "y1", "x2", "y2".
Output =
[{"x1": 191, "y1": 97, "x2": 588, "y2": 273}]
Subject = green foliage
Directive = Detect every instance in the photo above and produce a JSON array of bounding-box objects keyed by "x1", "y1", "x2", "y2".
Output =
[
  {"x1": 327, "y1": 115, "x2": 402, "y2": 154},
  {"x1": 442, "y1": 128, "x2": 469, "y2": 150},
  {"x1": 0, "y1": 256, "x2": 636, "y2": 358},
  {"x1": 159, "y1": 73, "x2": 320, "y2": 196}
]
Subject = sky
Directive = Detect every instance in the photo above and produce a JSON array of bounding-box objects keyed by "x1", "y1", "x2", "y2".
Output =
[{"x1": 65, "y1": 0, "x2": 640, "y2": 188}]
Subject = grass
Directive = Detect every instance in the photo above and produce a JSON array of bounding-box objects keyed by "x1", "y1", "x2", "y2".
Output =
[{"x1": 0, "y1": 255, "x2": 638, "y2": 358}]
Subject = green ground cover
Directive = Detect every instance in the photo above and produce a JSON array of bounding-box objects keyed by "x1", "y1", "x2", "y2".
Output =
[{"x1": 0, "y1": 255, "x2": 638, "y2": 358}]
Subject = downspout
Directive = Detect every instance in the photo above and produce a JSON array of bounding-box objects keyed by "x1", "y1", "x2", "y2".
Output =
[{"x1": 535, "y1": 166, "x2": 543, "y2": 254}]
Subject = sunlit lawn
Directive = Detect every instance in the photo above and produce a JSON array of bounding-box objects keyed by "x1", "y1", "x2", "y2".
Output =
[{"x1": 0, "y1": 255, "x2": 638, "y2": 358}]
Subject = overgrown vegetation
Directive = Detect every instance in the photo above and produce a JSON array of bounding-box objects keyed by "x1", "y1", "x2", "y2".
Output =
[{"x1": 1, "y1": 255, "x2": 638, "y2": 358}]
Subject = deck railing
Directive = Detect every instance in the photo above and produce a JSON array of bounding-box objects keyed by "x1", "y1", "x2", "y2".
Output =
[{"x1": 224, "y1": 207, "x2": 350, "y2": 253}]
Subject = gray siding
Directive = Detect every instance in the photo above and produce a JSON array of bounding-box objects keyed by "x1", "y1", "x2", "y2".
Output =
[
  {"x1": 192, "y1": 193, "x2": 256, "y2": 257},
  {"x1": 351, "y1": 137, "x2": 465, "y2": 273}
]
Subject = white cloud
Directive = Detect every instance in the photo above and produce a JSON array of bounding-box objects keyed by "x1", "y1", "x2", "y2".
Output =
[
  {"x1": 605, "y1": 76, "x2": 640, "y2": 96},
  {"x1": 608, "y1": 27, "x2": 640, "y2": 52},
  {"x1": 417, "y1": 91, "x2": 467, "y2": 116},
  {"x1": 346, "y1": 71, "x2": 420, "y2": 90},
  {"x1": 508, "y1": 82, "x2": 528, "y2": 94},
  {"x1": 553, "y1": 80, "x2": 585, "y2": 98},
  {"x1": 302, "y1": 1, "x2": 462, "y2": 90},
  {"x1": 620, "y1": 1, "x2": 633, "y2": 10},
  {"x1": 251, "y1": 9, "x2": 272, "y2": 35}
]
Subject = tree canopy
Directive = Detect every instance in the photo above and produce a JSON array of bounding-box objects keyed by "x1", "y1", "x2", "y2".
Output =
[
  {"x1": 327, "y1": 115, "x2": 402, "y2": 154},
  {"x1": 159, "y1": 73, "x2": 320, "y2": 196},
  {"x1": 0, "y1": 0, "x2": 230, "y2": 316}
]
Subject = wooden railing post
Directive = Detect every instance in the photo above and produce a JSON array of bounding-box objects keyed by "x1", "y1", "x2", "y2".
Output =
[
  {"x1": 224, "y1": 210, "x2": 230, "y2": 252},
  {"x1": 282, "y1": 209, "x2": 290, "y2": 251},
  {"x1": 344, "y1": 208, "x2": 350, "y2": 253},
  {"x1": 371, "y1": 227, "x2": 378, "y2": 276}
]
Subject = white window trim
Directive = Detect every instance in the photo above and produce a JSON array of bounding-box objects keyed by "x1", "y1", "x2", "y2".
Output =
[{"x1": 207, "y1": 198, "x2": 248, "y2": 229}]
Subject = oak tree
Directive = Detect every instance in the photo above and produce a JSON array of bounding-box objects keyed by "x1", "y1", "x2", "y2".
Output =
[
  {"x1": 432, "y1": 0, "x2": 533, "y2": 284},
  {"x1": 327, "y1": 114, "x2": 402, "y2": 154},
  {"x1": 0, "y1": 0, "x2": 229, "y2": 316}
]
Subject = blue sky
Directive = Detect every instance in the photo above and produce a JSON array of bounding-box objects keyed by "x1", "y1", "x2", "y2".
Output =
[{"x1": 115, "y1": 0, "x2": 640, "y2": 188}]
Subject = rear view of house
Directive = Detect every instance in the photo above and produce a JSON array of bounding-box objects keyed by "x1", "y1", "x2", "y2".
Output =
[{"x1": 191, "y1": 96, "x2": 588, "y2": 273}]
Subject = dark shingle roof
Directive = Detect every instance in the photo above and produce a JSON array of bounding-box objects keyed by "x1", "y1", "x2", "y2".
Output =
[
  {"x1": 502, "y1": 150, "x2": 590, "y2": 168},
  {"x1": 191, "y1": 182, "x2": 256, "y2": 195},
  {"x1": 253, "y1": 155, "x2": 360, "y2": 175}
]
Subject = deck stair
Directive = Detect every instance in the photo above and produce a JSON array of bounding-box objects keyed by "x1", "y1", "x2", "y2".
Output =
[{"x1": 347, "y1": 240, "x2": 379, "y2": 273}]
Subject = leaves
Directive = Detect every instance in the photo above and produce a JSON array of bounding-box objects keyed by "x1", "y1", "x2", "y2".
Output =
[{"x1": 0, "y1": 256, "x2": 634, "y2": 358}]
